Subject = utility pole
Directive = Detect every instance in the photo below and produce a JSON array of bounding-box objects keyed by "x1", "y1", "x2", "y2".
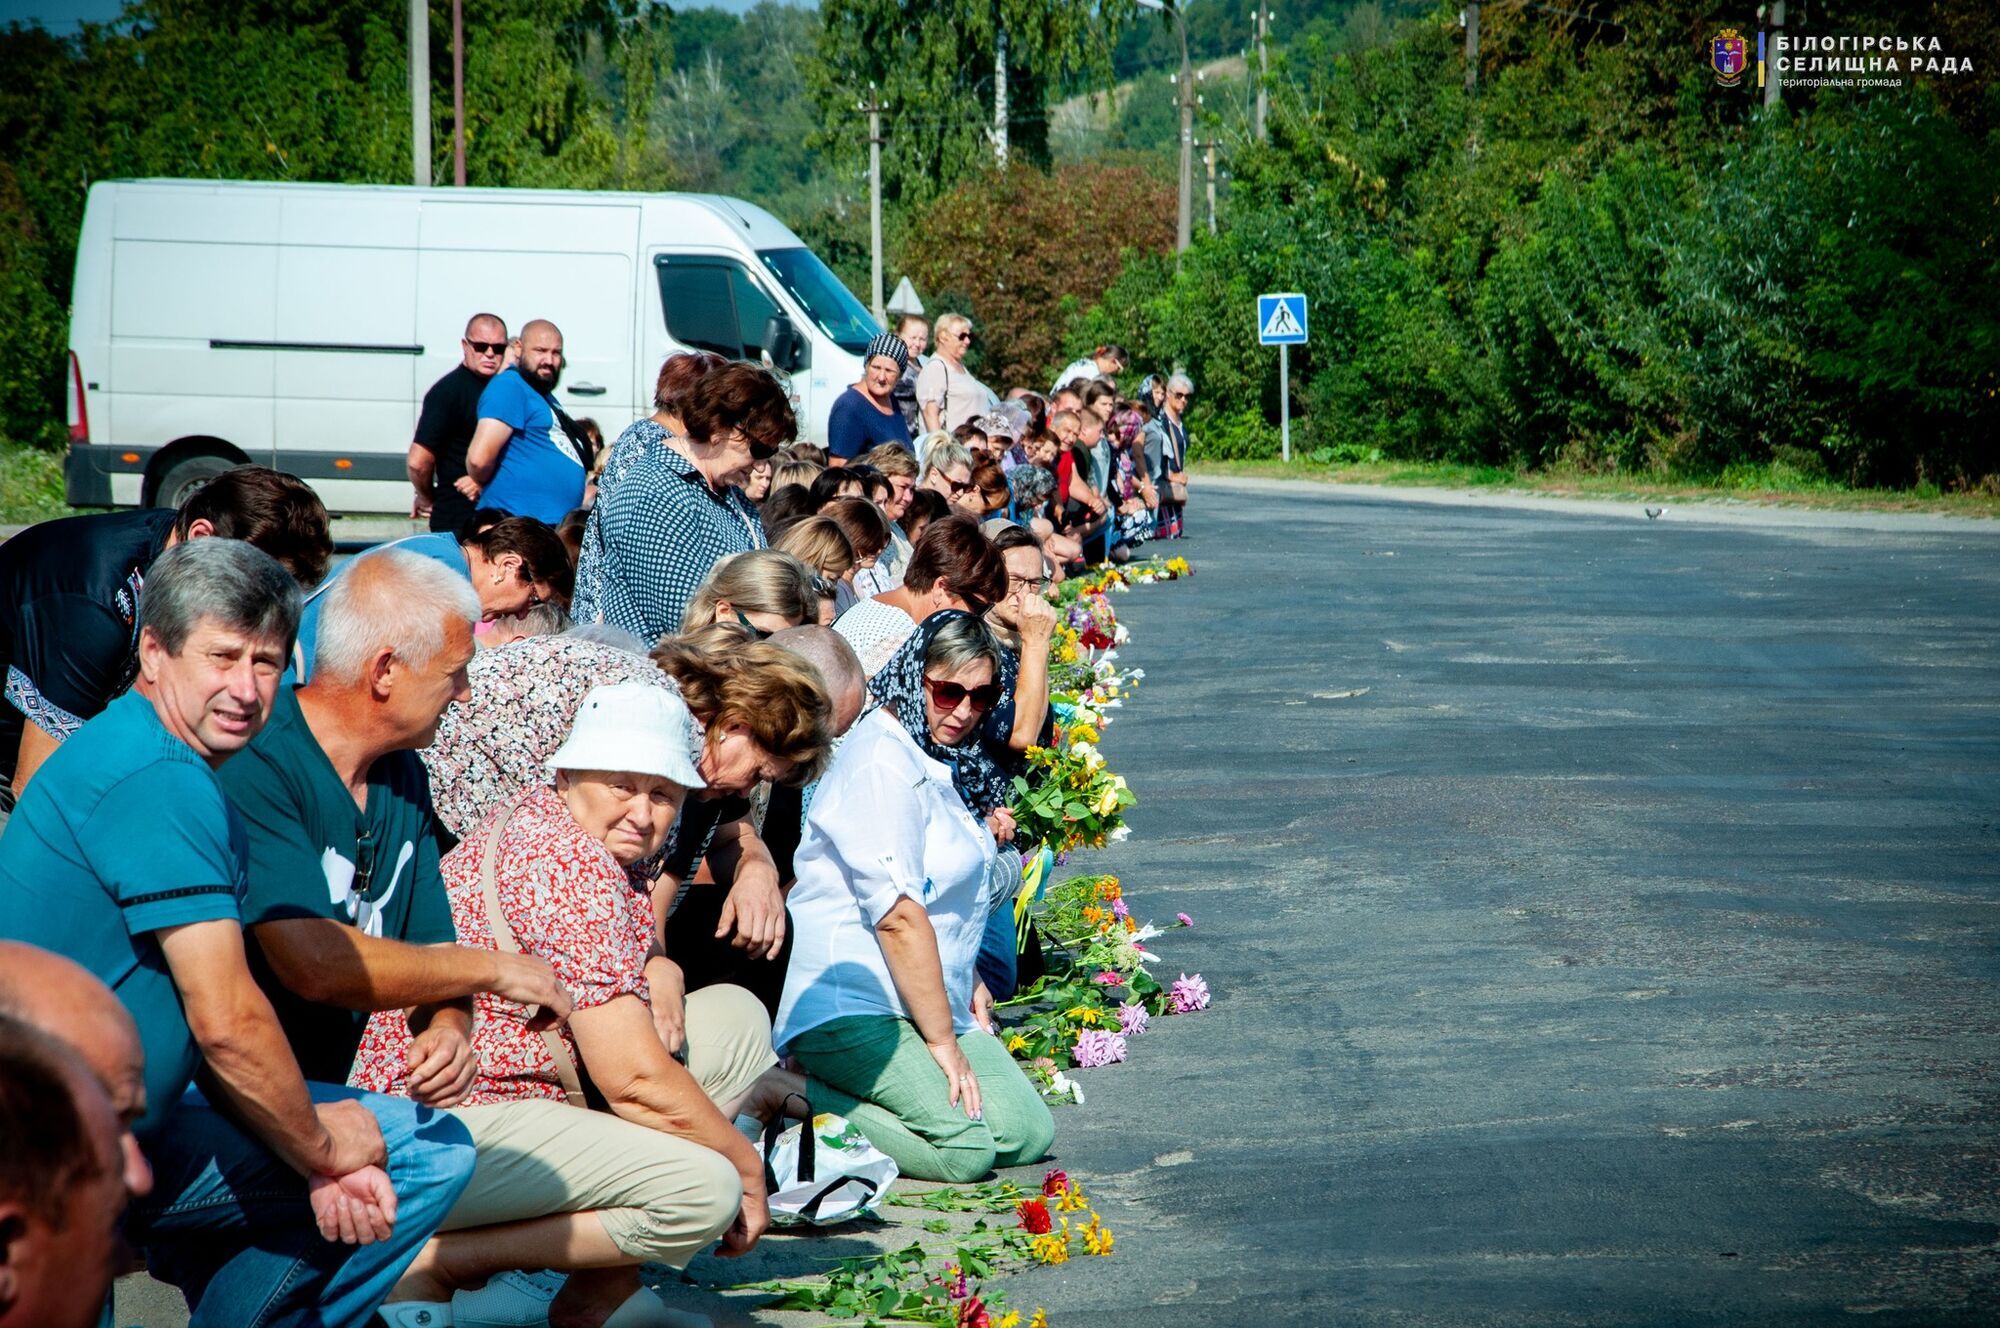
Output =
[
  {"x1": 1463, "y1": 2, "x2": 1479, "y2": 94},
  {"x1": 1176, "y1": 19, "x2": 1193, "y2": 252},
  {"x1": 1138, "y1": 0, "x2": 1193, "y2": 254},
  {"x1": 452, "y1": 0, "x2": 466, "y2": 185},
  {"x1": 994, "y1": 31, "x2": 1009, "y2": 167},
  {"x1": 1255, "y1": 8, "x2": 1269, "y2": 142},
  {"x1": 409, "y1": 0, "x2": 431, "y2": 186},
  {"x1": 1763, "y1": 0, "x2": 1785, "y2": 108},
  {"x1": 1202, "y1": 140, "x2": 1217, "y2": 235},
  {"x1": 865, "y1": 89, "x2": 886, "y2": 326}
]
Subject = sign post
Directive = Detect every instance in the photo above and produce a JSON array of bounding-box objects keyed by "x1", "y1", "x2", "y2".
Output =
[{"x1": 1257, "y1": 292, "x2": 1308, "y2": 462}]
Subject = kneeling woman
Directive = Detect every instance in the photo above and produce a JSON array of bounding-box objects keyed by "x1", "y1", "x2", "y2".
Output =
[
  {"x1": 775, "y1": 611, "x2": 1056, "y2": 1183},
  {"x1": 360, "y1": 683, "x2": 788, "y2": 1328}
]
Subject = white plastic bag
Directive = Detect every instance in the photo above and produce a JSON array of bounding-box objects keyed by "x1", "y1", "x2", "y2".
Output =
[{"x1": 761, "y1": 1110, "x2": 899, "y2": 1227}]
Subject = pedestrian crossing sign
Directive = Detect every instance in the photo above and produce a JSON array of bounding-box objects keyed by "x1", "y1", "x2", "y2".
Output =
[{"x1": 1257, "y1": 292, "x2": 1308, "y2": 345}]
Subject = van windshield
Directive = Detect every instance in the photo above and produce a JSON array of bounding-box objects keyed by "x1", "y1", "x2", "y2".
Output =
[{"x1": 757, "y1": 248, "x2": 879, "y2": 355}]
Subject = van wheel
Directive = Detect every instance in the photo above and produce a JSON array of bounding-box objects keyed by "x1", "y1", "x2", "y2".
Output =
[{"x1": 151, "y1": 454, "x2": 238, "y2": 509}]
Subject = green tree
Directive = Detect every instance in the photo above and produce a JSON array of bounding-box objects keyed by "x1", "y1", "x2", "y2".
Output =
[{"x1": 806, "y1": 0, "x2": 1136, "y2": 206}]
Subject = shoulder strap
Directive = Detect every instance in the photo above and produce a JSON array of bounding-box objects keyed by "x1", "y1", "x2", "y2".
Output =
[{"x1": 478, "y1": 793, "x2": 587, "y2": 1109}]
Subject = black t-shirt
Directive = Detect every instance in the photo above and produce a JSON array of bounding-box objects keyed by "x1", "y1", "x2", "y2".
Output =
[
  {"x1": 415, "y1": 364, "x2": 493, "y2": 534},
  {"x1": 0, "y1": 508, "x2": 177, "y2": 785}
]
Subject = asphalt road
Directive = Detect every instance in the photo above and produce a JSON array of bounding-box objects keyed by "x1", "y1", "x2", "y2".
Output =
[{"x1": 1011, "y1": 480, "x2": 2000, "y2": 1326}]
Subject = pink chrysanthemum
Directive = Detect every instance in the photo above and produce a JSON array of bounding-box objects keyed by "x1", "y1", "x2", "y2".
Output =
[
  {"x1": 1072, "y1": 1029, "x2": 1128, "y2": 1068},
  {"x1": 1169, "y1": 973, "x2": 1211, "y2": 1013},
  {"x1": 1176, "y1": 912, "x2": 1194, "y2": 928},
  {"x1": 1111, "y1": 897, "x2": 1130, "y2": 920},
  {"x1": 1092, "y1": 970, "x2": 1122, "y2": 986},
  {"x1": 1117, "y1": 1002, "x2": 1149, "y2": 1036}
]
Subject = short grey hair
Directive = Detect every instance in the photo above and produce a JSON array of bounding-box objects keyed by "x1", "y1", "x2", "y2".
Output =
[
  {"x1": 1167, "y1": 372, "x2": 1194, "y2": 394},
  {"x1": 920, "y1": 436, "x2": 972, "y2": 483},
  {"x1": 1009, "y1": 464, "x2": 1056, "y2": 508},
  {"x1": 312, "y1": 548, "x2": 480, "y2": 685},
  {"x1": 488, "y1": 601, "x2": 572, "y2": 640},
  {"x1": 925, "y1": 614, "x2": 1001, "y2": 679},
  {"x1": 143, "y1": 538, "x2": 301, "y2": 657}
]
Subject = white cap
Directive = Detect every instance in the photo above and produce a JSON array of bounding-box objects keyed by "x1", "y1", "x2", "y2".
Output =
[{"x1": 546, "y1": 682, "x2": 706, "y2": 790}]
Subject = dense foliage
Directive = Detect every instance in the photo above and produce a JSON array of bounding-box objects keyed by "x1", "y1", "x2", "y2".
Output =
[
  {"x1": 1, "y1": 0, "x2": 1993, "y2": 490},
  {"x1": 1072, "y1": 2, "x2": 2000, "y2": 486}
]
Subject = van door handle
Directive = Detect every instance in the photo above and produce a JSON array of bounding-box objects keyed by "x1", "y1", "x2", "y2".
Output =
[{"x1": 568, "y1": 382, "x2": 607, "y2": 396}]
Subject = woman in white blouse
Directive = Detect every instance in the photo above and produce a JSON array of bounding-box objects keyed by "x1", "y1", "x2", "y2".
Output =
[{"x1": 773, "y1": 612, "x2": 1055, "y2": 1182}]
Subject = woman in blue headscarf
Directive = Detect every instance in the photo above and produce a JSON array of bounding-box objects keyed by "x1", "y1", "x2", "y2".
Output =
[{"x1": 770, "y1": 611, "x2": 1055, "y2": 1182}]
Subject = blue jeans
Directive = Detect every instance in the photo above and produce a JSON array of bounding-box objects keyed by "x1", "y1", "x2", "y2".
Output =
[
  {"x1": 130, "y1": 1081, "x2": 476, "y2": 1328},
  {"x1": 976, "y1": 900, "x2": 1020, "y2": 1000}
]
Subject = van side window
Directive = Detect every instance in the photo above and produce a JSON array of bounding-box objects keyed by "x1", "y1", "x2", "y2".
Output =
[{"x1": 655, "y1": 257, "x2": 782, "y2": 361}]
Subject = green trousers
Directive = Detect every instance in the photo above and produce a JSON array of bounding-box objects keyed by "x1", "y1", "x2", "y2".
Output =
[{"x1": 790, "y1": 1015, "x2": 1057, "y2": 1183}]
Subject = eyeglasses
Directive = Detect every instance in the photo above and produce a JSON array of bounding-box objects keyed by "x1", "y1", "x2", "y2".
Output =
[
  {"x1": 747, "y1": 436, "x2": 782, "y2": 462},
  {"x1": 953, "y1": 331, "x2": 974, "y2": 342},
  {"x1": 734, "y1": 608, "x2": 772, "y2": 640},
  {"x1": 1169, "y1": 391, "x2": 1191, "y2": 402},
  {"x1": 945, "y1": 474, "x2": 976, "y2": 497},
  {"x1": 1008, "y1": 573, "x2": 1050, "y2": 593},
  {"x1": 923, "y1": 676, "x2": 1002, "y2": 713},
  {"x1": 465, "y1": 339, "x2": 507, "y2": 355}
]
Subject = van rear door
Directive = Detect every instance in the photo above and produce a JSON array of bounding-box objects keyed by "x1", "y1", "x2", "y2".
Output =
[{"x1": 417, "y1": 201, "x2": 639, "y2": 444}]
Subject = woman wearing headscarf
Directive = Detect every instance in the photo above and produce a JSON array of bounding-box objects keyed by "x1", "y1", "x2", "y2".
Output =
[{"x1": 772, "y1": 612, "x2": 1056, "y2": 1183}]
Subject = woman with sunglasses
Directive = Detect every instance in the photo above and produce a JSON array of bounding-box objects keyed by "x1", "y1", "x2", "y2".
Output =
[
  {"x1": 773, "y1": 611, "x2": 1056, "y2": 1182},
  {"x1": 573, "y1": 361, "x2": 796, "y2": 645},
  {"x1": 916, "y1": 312, "x2": 998, "y2": 433}
]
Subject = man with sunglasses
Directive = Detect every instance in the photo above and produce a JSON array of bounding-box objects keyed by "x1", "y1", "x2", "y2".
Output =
[{"x1": 408, "y1": 313, "x2": 508, "y2": 533}]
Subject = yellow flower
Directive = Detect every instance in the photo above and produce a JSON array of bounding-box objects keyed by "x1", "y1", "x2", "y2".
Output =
[
  {"x1": 1029, "y1": 1312, "x2": 1049, "y2": 1328},
  {"x1": 1007, "y1": 1033, "x2": 1029, "y2": 1053},
  {"x1": 1064, "y1": 1005, "x2": 1102, "y2": 1026},
  {"x1": 1029, "y1": 1222, "x2": 1071, "y2": 1264},
  {"x1": 996, "y1": 1314, "x2": 1022, "y2": 1328},
  {"x1": 1069, "y1": 722, "x2": 1100, "y2": 744},
  {"x1": 1055, "y1": 1181, "x2": 1089, "y2": 1212},
  {"x1": 1094, "y1": 878, "x2": 1122, "y2": 902},
  {"x1": 1082, "y1": 1214, "x2": 1116, "y2": 1256}
]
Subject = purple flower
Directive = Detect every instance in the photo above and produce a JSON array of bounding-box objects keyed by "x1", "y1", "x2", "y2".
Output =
[
  {"x1": 1176, "y1": 912, "x2": 1194, "y2": 928},
  {"x1": 1117, "y1": 1002, "x2": 1149, "y2": 1036},
  {"x1": 1072, "y1": 1029, "x2": 1129, "y2": 1068},
  {"x1": 1111, "y1": 897, "x2": 1131, "y2": 920},
  {"x1": 1170, "y1": 973, "x2": 1211, "y2": 1014}
]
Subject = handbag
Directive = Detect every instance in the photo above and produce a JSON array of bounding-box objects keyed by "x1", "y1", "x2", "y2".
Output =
[
  {"x1": 759, "y1": 1098, "x2": 900, "y2": 1227},
  {"x1": 1168, "y1": 477, "x2": 1189, "y2": 504},
  {"x1": 476, "y1": 792, "x2": 588, "y2": 1108}
]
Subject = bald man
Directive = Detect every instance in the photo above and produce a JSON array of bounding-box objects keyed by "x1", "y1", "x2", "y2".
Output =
[
  {"x1": 464, "y1": 318, "x2": 587, "y2": 524},
  {"x1": 0, "y1": 1014, "x2": 132, "y2": 1328}
]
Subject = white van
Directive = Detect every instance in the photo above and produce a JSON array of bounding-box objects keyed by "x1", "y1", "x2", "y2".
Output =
[{"x1": 63, "y1": 179, "x2": 879, "y2": 512}]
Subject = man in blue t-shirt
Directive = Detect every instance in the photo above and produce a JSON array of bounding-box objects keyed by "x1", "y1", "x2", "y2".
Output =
[
  {"x1": 465, "y1": 319, "x2": 587, "y2": 524},
  {"x1": 0, "y1": 538, "x2": 475, "y2": 1328}
]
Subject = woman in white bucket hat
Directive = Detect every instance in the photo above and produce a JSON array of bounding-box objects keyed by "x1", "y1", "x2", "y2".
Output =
[{"x1": 358, "y1": 681, "x2": 805, "y2": 1328}]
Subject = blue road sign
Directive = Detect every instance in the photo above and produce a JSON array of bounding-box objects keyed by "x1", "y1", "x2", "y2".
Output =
[{"x1": 1257, "y1": 292, "x2": 1308, "y2": 345}]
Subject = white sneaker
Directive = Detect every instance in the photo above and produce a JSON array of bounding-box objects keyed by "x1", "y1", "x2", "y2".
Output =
[
  {"x1": 376, "y1": 1303, "x2": 454, "y2": 1328},
  {"x1": 453, "y1": 1269, "x2": 565, "y2": 1328},
  {"x1": 603, "y1": 1287, "x2": 711, "y2": 1328}
]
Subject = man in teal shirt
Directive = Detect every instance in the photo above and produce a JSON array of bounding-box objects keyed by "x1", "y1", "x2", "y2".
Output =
[
  {"x1": 222, "y1": 546, "x2": 570, "y2": 1091},
  {"x1": 0, "y1": 538, "x2": 475, "y2": 1328}
]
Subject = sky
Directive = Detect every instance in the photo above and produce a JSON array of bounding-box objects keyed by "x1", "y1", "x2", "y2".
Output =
[{"x1": 0, "y1": 0, "x2": 805, "y2": 34}]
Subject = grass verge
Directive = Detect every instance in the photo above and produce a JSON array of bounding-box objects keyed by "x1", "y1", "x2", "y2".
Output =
[
  {"x1": 1193, "y1": 457, "x2": 2000, "y2": 518},
  {"x1": 0, "y1": 444, "x2": 73, "y2": 525}
]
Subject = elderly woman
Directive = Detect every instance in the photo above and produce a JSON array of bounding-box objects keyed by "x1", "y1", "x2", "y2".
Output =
[
  {"x1": 363, "y1": 683, "x2": 792, "y2": 1328},
  {"x1": 827, "y1": 331, "x2": 913, "y2": 462},
  {"x1": 573, "y1": 361, "x2": 795, "y2": 643},
  {"x1": 651, "y1": 624, "x2": 834, "y2": 1017},
  {"x1": 774, "y1": 612, "x2": 1056, "y2": 1183},
  {"x1": 916, "y1": 313, "x2": 997, "y2": 433}
]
